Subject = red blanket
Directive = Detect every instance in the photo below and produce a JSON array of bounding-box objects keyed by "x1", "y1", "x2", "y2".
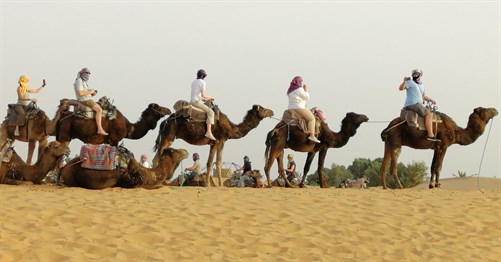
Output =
[{"x1": 80, "y1": 144, "x2": 117, "y2": 170}]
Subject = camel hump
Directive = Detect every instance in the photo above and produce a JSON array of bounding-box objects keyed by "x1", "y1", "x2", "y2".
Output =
[{"x1": 173, "y1": 100, "x2": 190, "y2": 112}]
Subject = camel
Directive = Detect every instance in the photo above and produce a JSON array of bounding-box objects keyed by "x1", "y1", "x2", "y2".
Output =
[
  {"x1": 60, "y1": 147, "x2": 188, "y2": 189},
  {"x1": 380, "y1": 107, "x2": 498, "y2": 189},
  {"x1": 56, "y1": 100, "x2": 171, "y2": 146},
  {"x1": 154, "y1": 104, "x2": 274, "y2": 186},
  {"x1": 264, "y1": 112, "x2": 369, "y2": 188},
  {"x1": 0, "y1": 100, "x2": 70, "y2": 164},
  {"x1": 0, "y1": 141, "x2": 70, "y2": 184}
]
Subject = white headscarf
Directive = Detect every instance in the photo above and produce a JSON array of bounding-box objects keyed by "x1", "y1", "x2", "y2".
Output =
[{"x1": 77, "y1": 68, "x2": 91, "y2": 81}]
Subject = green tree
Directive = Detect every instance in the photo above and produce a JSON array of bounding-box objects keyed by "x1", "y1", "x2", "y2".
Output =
[{"x1": 306, "y1": 163, "x2": 352, "y2": 187}]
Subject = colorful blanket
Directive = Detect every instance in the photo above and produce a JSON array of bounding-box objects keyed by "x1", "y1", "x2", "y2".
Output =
[{"x1": 80, "y1": 144, "x2": 117, "y2": 170}]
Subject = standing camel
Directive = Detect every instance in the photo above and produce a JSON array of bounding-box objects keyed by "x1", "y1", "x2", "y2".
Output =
[
  {"x1": 1, "y1": 141, "x2": 70, "y2": 184},
  {"x1": 380, "y1": 107, "x2": 498, "y2": 189},
  {"x1": 0, "y1": 100, "x2": 70, "y2": 164},
  {"x1": 154, "y1": 104, "x2": 274, "y2": 186},
  {"x1": 57, "y1": 102, "x2": 171, "y2": 146},
  {"x1": 264, "y1": 112, "x2": 369, "y2": 188}
]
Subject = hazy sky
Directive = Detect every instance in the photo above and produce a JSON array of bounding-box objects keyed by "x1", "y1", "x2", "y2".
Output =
[{"x1": 1, "y1": 1, "x2": 499, "y2": 181}]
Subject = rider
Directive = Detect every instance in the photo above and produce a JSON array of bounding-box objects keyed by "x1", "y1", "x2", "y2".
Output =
[
  {"x1": 236, "y1": 155, "x2": 252, "y2": 175},
  {"x1": 287, "y1": 76, "x2": 320, "y2": 143},
  {"x1": 399, "y1": 69, "x2": 439, "y2": 142},
  {"x1": 184, "y1": 153, "x2": 203, "y2": 185},
  {"x1": 285, "y1": 153, "x2": 296, "y2": 182},
  {"x1": 74, "y1": 68, "x2": 108, "y2": 136},
  {"x1": 190, "y1": 69, "x2": 216, "y2": 140},
  {"x1": 14, "y1": 75, "x2": 45, "y2": 136}
]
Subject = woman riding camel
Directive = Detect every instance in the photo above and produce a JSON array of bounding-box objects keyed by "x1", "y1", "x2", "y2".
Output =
[
  {"x1": 287, "y1": 76, "x2": 320, "y2": 143},
  {"x1": 14, "y1": 75, "x2": 45, "y2": 136},
  {"x1": 74, "y1": 68, "x2": 108, "y2": 136}
]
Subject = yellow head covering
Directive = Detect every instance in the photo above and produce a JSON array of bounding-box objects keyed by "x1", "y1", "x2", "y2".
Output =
[{"x1": 18, "y1": 75, "x2": 29, "y2": 96}]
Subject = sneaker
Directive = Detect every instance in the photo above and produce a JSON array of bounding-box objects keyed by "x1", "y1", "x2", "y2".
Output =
[
  {"x1": 205, "y1": 133, "x2": 216, "y2": 140},
  {"x1": 426, "y1": 136, "x2": 440, "y2": 142},
  {"x1": 308, "y1": 136, "x2": 321, "y2": 143}
]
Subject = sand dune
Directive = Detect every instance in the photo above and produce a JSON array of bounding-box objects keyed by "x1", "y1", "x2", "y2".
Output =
[{"x1": 1, "y1": 177, "x2": 500, "y2": 261}]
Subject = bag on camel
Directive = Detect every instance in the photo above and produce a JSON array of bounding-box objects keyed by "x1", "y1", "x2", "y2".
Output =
[{"x1": 80, "y1": 144, "x2": 117, "y2": 170}]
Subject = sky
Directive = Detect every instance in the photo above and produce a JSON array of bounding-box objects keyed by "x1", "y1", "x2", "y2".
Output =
[{"x1": 1, "y1": 0, "x2": 499, "y2": 182}]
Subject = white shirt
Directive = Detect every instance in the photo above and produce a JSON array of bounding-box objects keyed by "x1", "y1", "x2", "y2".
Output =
[
  {"x1": 74, "y1": 78, "x2": 92, "y2": 101},
  {"x1": 141, "y1": 161, "x2": 151, "y2": 168},
  {"x1": 287, "y1": 88, "x2": 310, "y2": 109},
  {"x1": 190, "y1": 79, "x2": 206, "y2": 103}
]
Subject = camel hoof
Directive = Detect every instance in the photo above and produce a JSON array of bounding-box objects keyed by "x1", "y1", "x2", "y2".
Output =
[
  {"x1": 435, "y1": 183, "x2": 441, "y2": 188},
  {"x1": 429, "y1": 184, "x2": 434, "y2": 189}
]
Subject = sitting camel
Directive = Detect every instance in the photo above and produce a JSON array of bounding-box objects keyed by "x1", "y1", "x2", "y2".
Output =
[
  {"x1": 0, "y1": 100, "x2": 70, "y2": 164},
  {"x1": 60, "y1": 147, "x2": 188, "y2": 189},
  {"x1": 0, "y1": 141, "x2": 70, "y2": 185},
  {"x1": 154, "y1": 104, "x2": 274, "y2": 186},
  {"x1": 380, "y1": 107, "x2": 498, "y2": 189},
  {"x1": 264, "y1": 112, "x2": 369, "y2": 188},
  {"x1": 57, "y1": 98, "x2": 171, "y2": 146}
]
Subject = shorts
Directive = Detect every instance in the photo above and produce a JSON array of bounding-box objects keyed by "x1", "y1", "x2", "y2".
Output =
[
  {"x1": 404, "y1": 103, "x2": 430, "y2": 117},
  {"x1": 81, "y1": 99, "x2": 97, "y2": 108}
]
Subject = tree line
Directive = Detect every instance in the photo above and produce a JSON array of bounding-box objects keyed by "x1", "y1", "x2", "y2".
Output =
[{"x1": 305, "y1": 158, "x2": 428, "y2": 188}]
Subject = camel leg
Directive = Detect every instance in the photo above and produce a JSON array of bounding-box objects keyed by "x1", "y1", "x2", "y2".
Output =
[
  {"x1": 317, "y1": 149, "x2": 329, "y2": 188},
  {"x1": 153, "y1": 139, "x2": 173, "y2": 167},
  {"x1": 380, "y1": 142, "x2": 391, "y2": 189},
  {"x1": 205, "y1": 145, "x2": 217, "y2": 187},
  {"x1": 26, "y1": 141, "x2": 36, "y2": 165},
  {"x1": 215, "y1": 143, "x2": 225, "y2": 186},
  {"x1": 390, "y1": 147, "x2": 404, "y2": 189},
  {"x1": 277, "y1": 152, "x2": 295, "y2": 188},
  {"x1": 301, "y1": 152, "x2": 316, "y2": 187},
  {"x1": 430, "y1": 149, "x2": 447, "y2": 188},
  {"x1": 264, "y1": 150, "x2": 281, "y2": 188}
]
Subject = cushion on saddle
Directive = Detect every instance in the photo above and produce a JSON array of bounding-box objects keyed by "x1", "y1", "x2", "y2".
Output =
[
  {"x1": 400, "y1": 109, "x2": 442, "y2": 130},
  {"x1": 80, "y1": 144, "x2": 117, "y2": 170},
  {"x1": 65, "y1": 98, "x2": 117, "y2": 120},
  {"x1": 281, "y1": 109, "x2": 321, "y2": 135},
  {"x1": 6, "y1": 104, "x2": 41, "y2": 126},
  {"x1": 172, "y1": 100, "x2": 214, "y2": 122}
]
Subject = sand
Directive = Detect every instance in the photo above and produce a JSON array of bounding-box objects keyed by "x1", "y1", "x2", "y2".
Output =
[{"x1": 1, "y1": 177, "x2": 500, "y2": 261}]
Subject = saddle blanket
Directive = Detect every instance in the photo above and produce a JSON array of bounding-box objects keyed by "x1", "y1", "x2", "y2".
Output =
[
  {"x1": 80, "y1": 144, "x2": 117, "y2": 170},
  {"x1": 400, "y1": 109, "x2": 442, "y2": 130},
  {"x1": 281, "y1": 109, "x2": 321, "y2": 135}
]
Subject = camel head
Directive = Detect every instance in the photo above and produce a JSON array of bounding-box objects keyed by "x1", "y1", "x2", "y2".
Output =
[
  {"x1": 473, "y1": 107, "x2": 498, "y2": 121},
  {"x1": 158, "y1": 147, "x2": 189, "y2": 166},
  {"x1": 343, "y1": 112, "x2": 369, "y2": 127},
  {"x1": 147, "y1": 103, "x2": 171, "y2": 117},
  {"x1": 43, "y1": 141, "x2": 71, "y2": 158},
  {"x1": 252, "y1": 105, "x2": 274, "y2": 119}
]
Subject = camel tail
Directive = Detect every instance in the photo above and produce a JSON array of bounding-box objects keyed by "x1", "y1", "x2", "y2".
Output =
[
  {"x1": 264, "y1": 130, "x2": 274, "y2": 159},
  {"x1": 380, "y1": 128, "x2": 388, "y2": 142}
]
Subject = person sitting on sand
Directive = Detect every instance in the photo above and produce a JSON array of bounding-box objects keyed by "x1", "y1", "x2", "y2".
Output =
[
  {"x1": 184, "y1": 153, "x2": 203, "y2": 185},
  {"x1": 236, "y1": 156, "x2": 252, "y2": 175}
]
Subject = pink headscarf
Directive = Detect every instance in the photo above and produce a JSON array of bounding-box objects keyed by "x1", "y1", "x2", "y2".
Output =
[{"x1": 286, "y1": 76, "x2": 303, "y2": 95}]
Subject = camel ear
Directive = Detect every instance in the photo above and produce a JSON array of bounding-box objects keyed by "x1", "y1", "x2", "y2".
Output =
[{"x1": 253, "y1": 105, "x2": 260, "y2": 110}]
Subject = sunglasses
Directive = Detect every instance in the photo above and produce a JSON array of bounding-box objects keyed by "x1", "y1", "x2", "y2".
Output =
[{"x1": 83, "y1": 72, "x2": 91, "y2": 75}]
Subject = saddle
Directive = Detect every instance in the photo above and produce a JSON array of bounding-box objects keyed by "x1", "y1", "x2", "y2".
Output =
[
  {"x1": 172, "y1": 100, "x2": 220, "y2": 122},
  {"x1": 64, "y1": 96, "x2": 117, "y2": 120},
  {"x1": 400, "y1": 108, "x2": 442, "y2": 130},
  {"x1": 80, "y1": 144, "x2": 117, "y2": 170},
  {"x1": 281, "y1": 107, "x2": 325, "y2": 135},
  {"x1": 5, "y1": 103, "x2": 42, "y2": 126}
]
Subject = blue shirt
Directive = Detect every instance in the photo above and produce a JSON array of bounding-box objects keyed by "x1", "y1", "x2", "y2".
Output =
[{"x1": 403, "y1": 80, "x2": 425, "y2": 106}]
